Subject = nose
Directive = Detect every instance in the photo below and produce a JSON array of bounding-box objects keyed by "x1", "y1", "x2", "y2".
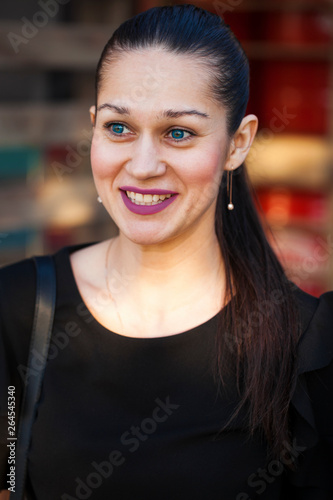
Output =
[{"x1": 124, "y1": 134, "x2": 167, "y2": 180}]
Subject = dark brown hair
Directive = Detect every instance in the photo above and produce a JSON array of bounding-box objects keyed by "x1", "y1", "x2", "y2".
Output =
[{"x1": 95, "y1": 4, "x2": 302, "y2": 466}]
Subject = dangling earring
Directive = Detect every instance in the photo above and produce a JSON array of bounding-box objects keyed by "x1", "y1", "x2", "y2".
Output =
[
  {"x1": 97, "y1": 196, "x2": 103, "y2": 204},
  {"x1": 227, "y1": 167, "x2": 234, "y2": 210}
]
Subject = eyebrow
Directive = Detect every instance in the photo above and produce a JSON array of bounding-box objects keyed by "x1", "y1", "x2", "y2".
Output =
[{"x1": 97, "y1": 103, "x2": 209, "y2": 119}]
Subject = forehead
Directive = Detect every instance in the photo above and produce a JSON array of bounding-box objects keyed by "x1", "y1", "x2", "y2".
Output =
[{"x1": 97, "y1": 48, "x2": 220, "y2": 116}]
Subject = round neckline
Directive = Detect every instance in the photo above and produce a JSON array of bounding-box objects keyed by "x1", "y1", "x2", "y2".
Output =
[{"x1": 58, "y1": 243, "x2": 229, "y2": 342}]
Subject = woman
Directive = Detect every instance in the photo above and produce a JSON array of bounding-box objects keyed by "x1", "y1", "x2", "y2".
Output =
[{"x1": 1, "y1": 4, "x2": 332, "y2": 499}]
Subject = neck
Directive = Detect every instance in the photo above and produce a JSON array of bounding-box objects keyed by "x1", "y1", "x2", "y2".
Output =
[{"x1": 107, "y1": 226, "x2": 226, "y2": 313}]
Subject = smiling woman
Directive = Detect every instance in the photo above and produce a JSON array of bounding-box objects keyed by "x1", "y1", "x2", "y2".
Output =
[
  {"x1": 88, "y1": 47, "x2": 250, "y2": 248},
  {"x1": 1, "y1": 4, "x2": 333, "y2": 500}
]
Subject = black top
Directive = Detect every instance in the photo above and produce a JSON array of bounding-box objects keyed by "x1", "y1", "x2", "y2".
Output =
[{"x1": 0, "y1": 244, "x2": 333, "y2": 499}]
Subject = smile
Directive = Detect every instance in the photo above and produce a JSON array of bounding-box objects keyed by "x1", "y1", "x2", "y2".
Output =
[
  {"x1": 119, "y1": 186, "x2": 179, "y2": 215},
  {"x1": 126, "y1": 191, "x2": 173, "y2": 206}
]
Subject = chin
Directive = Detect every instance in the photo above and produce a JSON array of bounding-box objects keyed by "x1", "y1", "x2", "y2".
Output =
[{"x1": 119, "y1": 222, "x2": 178, "y2": 247}]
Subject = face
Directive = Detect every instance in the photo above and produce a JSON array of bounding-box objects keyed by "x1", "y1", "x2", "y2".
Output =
[{"x1": 90, "y1": 48, "x2": 232, "y2": 247}]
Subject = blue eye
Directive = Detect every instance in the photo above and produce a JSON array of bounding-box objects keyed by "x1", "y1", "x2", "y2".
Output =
[
  {"x1": 171, "y1": 129, "x2": 184, "y2": 139},
  {"x1": 169, "y1": 129, "x2": 192, "y2": 141},
  {"x1": 104, "y1": 122, "x2": 132, "y2": 136},
  {"x1": 111, "y1": 123, "x2": 125, "y2": 134}
]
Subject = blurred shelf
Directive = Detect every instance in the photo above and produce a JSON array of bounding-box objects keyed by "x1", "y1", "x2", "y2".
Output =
[
  {"x1": 0, "y1": 102, "x2": 92, "y2": 145},
  {"x1": 0, "y1": 23, "x2": 116, "y2": 70},
  {"x1": 247, "y1": 134, "x2": 333, "y2": 189},
  {"x1": 266, "y1": 224, "x2": 332, "y2": 296},
  {"x1": 196, "y1": 0, "x2": 333, "y2": 13},
  {"x1": 0, "y1": 178, "x2": 98, "y2": 232},
  {"x1": 3, "y1": 24, "x2": 331, "y2": 66},
  {"x1": 243, "y1": 42, "x2": 333, "y2": 61}
]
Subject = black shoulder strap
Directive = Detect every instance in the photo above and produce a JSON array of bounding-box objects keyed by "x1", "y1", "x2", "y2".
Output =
[{"x1": 12, "y1": 256, "x2": 56, "y2": 500}]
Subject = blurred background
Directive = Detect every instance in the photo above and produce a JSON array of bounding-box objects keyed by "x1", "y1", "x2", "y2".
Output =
[{"x1": 0, "y1": 0, "x2": 332, "y2": 295}]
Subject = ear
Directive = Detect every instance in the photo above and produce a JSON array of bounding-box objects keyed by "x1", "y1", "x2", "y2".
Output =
[
  {"x1": 224, "y1": 114, "x2": 258, "y2": 171},
  {"x1": 89, "y1": 105, "x2": 96, "y2": 127}
]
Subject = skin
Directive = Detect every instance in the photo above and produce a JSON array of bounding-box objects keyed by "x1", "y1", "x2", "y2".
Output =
[{"x1": 70, "y1": 48, "x2": 258, "y2": 338}]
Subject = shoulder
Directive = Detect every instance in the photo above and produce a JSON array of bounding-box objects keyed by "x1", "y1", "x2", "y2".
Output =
[
  {"x1": 291, "y1": 284, "x2": 333, "y2": 427},
  {"x1": 291, "y1": 284, "x2": 333, "y2": 373},
  {"x1": 0, "y1": 245, "x2": 75, "y2": 345},
  {"x1": 0, "y1": 241, "x2": 98, "y2": 303},
  {"x1": 289, "y1": 283, "x2": 333, "y2": 430},
  {"x1": 290, "y1": 284, "x2": 320, "y2": 335},
  {"x1": 0, "y1": 257, "x2": 37, "y2": 336},
  {"x1": 287, "y1": 285, "x2": 333, "y2": 492},
  {"x1": 0, "y1": 256, "x2": 36, "y2": 292},
  {"x1": 0, "y1": 242, "x2": 98, "y2": 338},
  {"x1": 0, "y1": 243, "x2": 96, "y2": 401}
]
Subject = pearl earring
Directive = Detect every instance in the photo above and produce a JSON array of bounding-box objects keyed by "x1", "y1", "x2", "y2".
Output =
[
  {"x1": 227, "y1": 167, "x2": 234, "y2": 211},
  {"x1": 97, "y1": 196, "x2": 103, "y2": 204}
]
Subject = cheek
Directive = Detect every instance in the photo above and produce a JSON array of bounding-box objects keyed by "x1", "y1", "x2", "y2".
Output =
[
  {"x1": 90, "y1": 137, "x2": 121, "y2": 179},
  {"x1": 182, "y1": 147, "x2": 224, "y2": 196}
]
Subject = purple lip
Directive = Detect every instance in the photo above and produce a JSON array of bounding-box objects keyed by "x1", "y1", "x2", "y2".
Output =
[
  {"x1": 120, "y1": 190, "x2": 178, "y2": 215},
  {"x1": 120, "y1": 185, "x2": 178, "y2": 195}
]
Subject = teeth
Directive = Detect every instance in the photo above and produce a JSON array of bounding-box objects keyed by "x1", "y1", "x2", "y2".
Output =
[{"x1": 126, "y1": 191, "x2": 174, "y2": 205}]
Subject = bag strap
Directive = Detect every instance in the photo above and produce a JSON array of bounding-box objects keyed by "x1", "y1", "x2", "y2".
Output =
[{"x1": 12, "y1": 256, "x2": 56, "y2": 500}]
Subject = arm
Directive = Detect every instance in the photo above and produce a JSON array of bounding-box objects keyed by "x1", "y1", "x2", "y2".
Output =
[{"x1": 0, "y1": 491, "x2": 10, "y2": 499}]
